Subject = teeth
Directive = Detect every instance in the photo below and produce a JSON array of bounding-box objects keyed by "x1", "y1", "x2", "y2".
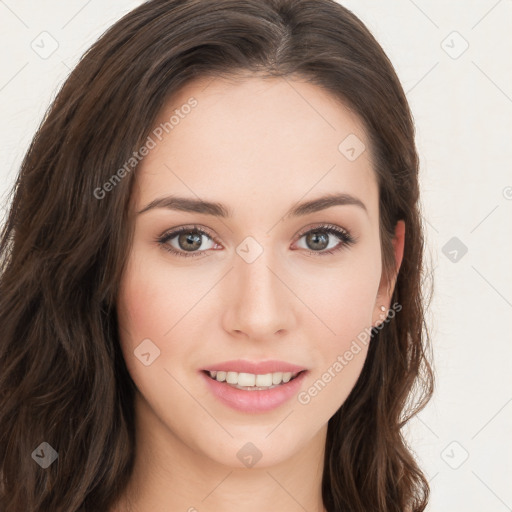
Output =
[
  {"x1": 208, "y1": 370, "x2": 299, "y2": 388},
  {"x1": 272, "y1": 372, "x2": 282, "y2": 385}
]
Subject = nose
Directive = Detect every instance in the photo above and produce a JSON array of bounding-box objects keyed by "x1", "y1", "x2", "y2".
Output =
[{"x1": 221, "y1": 247, "x2": 297, "y2": 340}]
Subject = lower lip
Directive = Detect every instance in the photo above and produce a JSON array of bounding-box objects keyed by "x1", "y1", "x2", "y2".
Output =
[{"x1": 200, "y1": 370, "x2": 308, "y2": 413}]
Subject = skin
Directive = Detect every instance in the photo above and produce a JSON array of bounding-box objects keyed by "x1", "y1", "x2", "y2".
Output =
[{"x1": 113, "y1": 74, "x2": 405, "y2": 512}]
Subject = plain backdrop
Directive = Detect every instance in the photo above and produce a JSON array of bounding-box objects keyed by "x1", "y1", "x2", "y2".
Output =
[{"x1": 1, "y1": 1, "x2": 511, "y2": 511}]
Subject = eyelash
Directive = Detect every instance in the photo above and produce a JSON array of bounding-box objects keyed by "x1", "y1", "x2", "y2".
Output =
[{"x1": 156, "y1": 223, "x2": 356, "y2": 259}]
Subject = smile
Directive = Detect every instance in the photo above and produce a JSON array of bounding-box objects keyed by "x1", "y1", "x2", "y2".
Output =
[
  {"x1": 205, "y1": 370, "x2": 304, "y2": 390},
  {"x1": 200, "y1": 369, "x2": 308, "y2": 413}
]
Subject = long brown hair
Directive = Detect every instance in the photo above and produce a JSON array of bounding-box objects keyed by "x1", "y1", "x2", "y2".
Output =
[{"x1": 0, "y1": 1, "x2": 433, "y2": 510}]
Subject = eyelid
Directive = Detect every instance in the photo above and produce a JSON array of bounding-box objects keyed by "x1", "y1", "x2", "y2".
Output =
[
  {"x1": 157, "y1": 222, "x2": 356, "y2": 258},
  {"x1": 294, "y1": 222, "x2": 351, "y2": 239},
  {"x1": 158, "y1": 224, "x2": 218, "y2": 242}
]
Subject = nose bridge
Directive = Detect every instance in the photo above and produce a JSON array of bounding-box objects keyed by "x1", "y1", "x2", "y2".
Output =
[{"x1": 224, "y1": 238, "x2": 294, "y2": 336}]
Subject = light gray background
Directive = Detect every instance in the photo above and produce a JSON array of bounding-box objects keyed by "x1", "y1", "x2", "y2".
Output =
[{"x1": 1, "y1": 1, "x2": 511, "y2": 510}]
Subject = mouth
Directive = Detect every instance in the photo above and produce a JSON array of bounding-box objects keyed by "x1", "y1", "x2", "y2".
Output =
[
  {"x1": 200, "y1": 367, "x2": 309, "y2": 413},
  {"x1": 202, "y1": 369, "x2": 307, "y2": 391}
]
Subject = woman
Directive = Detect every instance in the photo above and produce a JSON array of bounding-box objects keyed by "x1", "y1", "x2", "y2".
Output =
[{"x1": 0, "y1": 1, "x2": 433, "y2": 510}]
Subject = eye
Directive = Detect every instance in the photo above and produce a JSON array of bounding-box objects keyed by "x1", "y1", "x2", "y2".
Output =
[
  {"x1": 157, "y1": 225, "x2": 219, "y2": 258},
  {"x1": 156, "y1": 223, "x2": 356, "y2": 258},
  {"x1": 294, "y1": 223, "x2": 356, "y2": 256}
]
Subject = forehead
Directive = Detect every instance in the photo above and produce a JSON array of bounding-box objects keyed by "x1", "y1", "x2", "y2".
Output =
[{"x1": 134, "y1": 75, "x2": 378, "y2": 222}]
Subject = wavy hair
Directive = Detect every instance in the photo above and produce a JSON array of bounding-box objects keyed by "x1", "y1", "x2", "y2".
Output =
[{"x1": 0, "y1": 0, "x2": 434, "y2": 510}]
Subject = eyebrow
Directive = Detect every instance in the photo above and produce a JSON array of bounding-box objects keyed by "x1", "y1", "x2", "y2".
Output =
[{"x1": 137, "y1": 192, "x2": 368, "y2": 218}]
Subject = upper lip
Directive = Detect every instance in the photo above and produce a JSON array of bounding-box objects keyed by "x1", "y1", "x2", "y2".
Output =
[{"x1": 202, "y1": 359, "x2": 308, "y2": 375}]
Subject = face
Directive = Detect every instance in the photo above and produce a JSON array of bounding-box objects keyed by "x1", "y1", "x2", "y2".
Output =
[{"x1": 117, "y1": 75, "x2": 404, "y2": 470}]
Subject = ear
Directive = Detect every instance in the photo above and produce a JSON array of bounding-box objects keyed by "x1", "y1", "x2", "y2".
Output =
[{"x1": 372, "y1": 220, "x2": 405, "y2": 327}]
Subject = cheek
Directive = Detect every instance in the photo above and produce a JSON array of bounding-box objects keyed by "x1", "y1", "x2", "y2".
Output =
[
  {"x1": 297, "y1": 252, "x2": 380, "y2": 410},
  {"x1": 304, "y1": 253, "x2": 381, "y2": 341},
  {"x1": 116, "y1": 247, "x2": 211, "y2": 380},
  {"x1": 116, "y1": 255, "x2": 196, "y2": 413},
  {"x1": 318, "y1": 277, "x2": 374, "y2": 381},
  {"x1": 117, "y1": 248, "x2": 185, "y2": 343},
  {"x1": 116, "y1": 255, "x2": 178, "y2": 384},
  {"x1": 298, "y1": 287, "x2": 374, "y2": 419}
]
